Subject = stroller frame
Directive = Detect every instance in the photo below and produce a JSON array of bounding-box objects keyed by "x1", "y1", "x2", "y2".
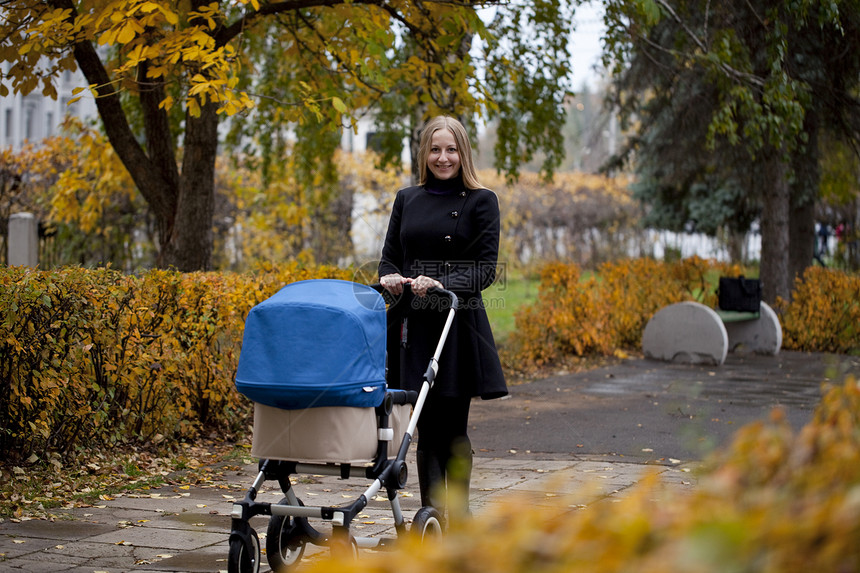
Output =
[{"x1": 228, "y1": 285, "x2": 458, "y2": 573}]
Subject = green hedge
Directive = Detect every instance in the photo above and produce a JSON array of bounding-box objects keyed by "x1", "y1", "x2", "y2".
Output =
[{"x1": 0, "y1": 264, "x2": 352, "y2": 463}]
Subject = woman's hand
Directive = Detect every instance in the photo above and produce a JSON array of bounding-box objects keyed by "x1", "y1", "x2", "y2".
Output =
[
  {"x1": 409, "y1": 275, "x2": 443, "y2": 297},
  {"x1": 380, "y1": 273, "x2": 408, "y2": 295}
]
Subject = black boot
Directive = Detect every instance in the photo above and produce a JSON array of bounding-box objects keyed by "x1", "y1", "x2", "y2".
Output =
[
  {"x1": 447, "y1": 437, "x2": 473, "y2": 522},
  {"x1": 416, "y1": 449, "x2": 446, "y2": 511}
]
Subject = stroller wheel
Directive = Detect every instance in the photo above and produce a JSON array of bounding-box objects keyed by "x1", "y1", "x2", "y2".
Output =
[
  {"x1": 411, "y1": 506, "x2": 444, "y2": 541},
  {"x1": 228, "y1": 528, "x2": 260, "y2": 573},
  {"x1": 330, "y1": 532, "x2": 359, "y2": 560},
  {"x1": 266, "y1": 499, "x2": 306, "y2": 570}
]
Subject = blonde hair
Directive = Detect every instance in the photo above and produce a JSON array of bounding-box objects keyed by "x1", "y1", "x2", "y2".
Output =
[{"x1": 417, "y1": 116, "x2": 484, "y2": 190}]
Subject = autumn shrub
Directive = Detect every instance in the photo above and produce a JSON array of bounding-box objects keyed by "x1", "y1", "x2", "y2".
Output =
[
  {"x1": 780, "y1": 266, "x2": 860, "y2": 355},
  {"x1": 301, "y1": 375, "x2": 860, "y2": 573},
  {"x1": 505, "y1": 257, "x2": 742, "y2": 371},
  {"x1": 0, "y1": 263, "x2": 351, "y2": 464}
]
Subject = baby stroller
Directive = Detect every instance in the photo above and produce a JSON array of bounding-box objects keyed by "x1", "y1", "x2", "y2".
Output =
[{"x1": 228, "y1": 278, "x2": 458, "y2": 573}]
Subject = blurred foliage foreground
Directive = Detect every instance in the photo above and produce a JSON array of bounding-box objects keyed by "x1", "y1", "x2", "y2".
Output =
[
  {"x1": 1, "y1": 260, "x2": 858, "y2": 511},
  {"x1": 308, "y1": 374, "x2": 860, "y2": 573}
]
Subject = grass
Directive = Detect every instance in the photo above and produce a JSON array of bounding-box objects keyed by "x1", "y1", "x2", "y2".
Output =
[{"x1": 483, "y1": 271, "x2": 540, "y2": 344}]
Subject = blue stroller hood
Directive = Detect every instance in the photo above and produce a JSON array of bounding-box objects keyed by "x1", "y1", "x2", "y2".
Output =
[{"x1": 235, "y1": 279, "x2": 387, "y2": 409}]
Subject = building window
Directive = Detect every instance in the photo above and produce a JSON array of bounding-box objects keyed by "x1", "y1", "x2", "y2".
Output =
[
  {"x1": 366, "y1": 132, "x2": 383, "y2": 153},
  {"x1": 25, "y1": 105, "x2": 34, "y2": 140},
  {"x1": 46, "y1": 112, "x2": 54, "y2": 137},
  {"x1": 4, "y1": 108, "x2": 12, "y2": 139}
]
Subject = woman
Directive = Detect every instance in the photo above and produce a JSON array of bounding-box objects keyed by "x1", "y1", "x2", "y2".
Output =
[{"x1": 379, "y1": 115, "x2": 507, "y2": 520}]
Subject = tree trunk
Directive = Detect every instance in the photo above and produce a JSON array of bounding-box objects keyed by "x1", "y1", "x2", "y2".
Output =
[
  {"x1": 788, "y1": 110, "x2": 819, "y2": 284},
  {"x1": 723, "y1": 228, "x2": 745, "y2": 264},
  {"x1": 410, "y1": 115, "x2": 423, "y2": 185},
  {"x1": 789, "y1": 199, "x2": 815, "y2": 285},
  {"x1": 71, "y1": 38, "x2": 178, "y2": 246},
  {"x1": 66, "y1": 0, "x2": 220, "y2": 272},
  {"x1": 160, "y1": 102, "x2": 219, "y2": 271},
  {"x1": 759, "y1": 153, "x2": 791, "y2": 304}
]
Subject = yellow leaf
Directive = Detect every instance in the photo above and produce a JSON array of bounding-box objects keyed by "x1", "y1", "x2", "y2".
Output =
[
  {"x1": 331, "y1": 96, "x2": 347, "y2": 114},
  {"x1": 98, "y1": 28, "x2": 118, "y2": 45},
  {"x1": 117, "y1": 22, "x2": 137, "y2": 44}
]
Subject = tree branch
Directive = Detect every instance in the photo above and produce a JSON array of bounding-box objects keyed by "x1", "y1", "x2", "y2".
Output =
[
  {"x1": 649, "y1": 0, "x2": 766, "y2": 88},
  {"x1": 216, "y1": 0, "x2": 501, "y2": 46},
  {"x1": 47, "y1": 0, "x2": 178, "y2": 229}
]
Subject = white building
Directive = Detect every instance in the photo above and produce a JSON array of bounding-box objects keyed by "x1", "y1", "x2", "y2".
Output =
[{"x1": 0, "y1": 64, "x2": 99, "y2": 150}]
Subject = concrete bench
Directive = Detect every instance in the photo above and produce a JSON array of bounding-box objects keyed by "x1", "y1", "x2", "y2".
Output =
[{"x1": 641, "y1": 301, "x2": 782, "y2": 365}]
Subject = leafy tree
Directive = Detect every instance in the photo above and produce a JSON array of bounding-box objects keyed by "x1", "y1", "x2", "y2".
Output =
[
  {"x1": 1, "y1": 119, "x2": 154, "y2": 268},
  {"x1": 603, "y1": 0, "x2": 860, "y2": 301},
  {"x1": 1, "y1": 0, "x2": 576, "y2": 271}
]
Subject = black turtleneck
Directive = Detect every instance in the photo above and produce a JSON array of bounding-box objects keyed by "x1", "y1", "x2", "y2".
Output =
[{"x1": 424, "y1": 174, "x2": 464, "y2": 195}]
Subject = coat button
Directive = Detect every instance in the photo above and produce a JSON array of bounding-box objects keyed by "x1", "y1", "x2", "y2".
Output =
[
  {"x1": 444, "y1": 235, "x2": 452, "y2": 242},
  {"x1": 459, "y1": 191, "x2": 466, "y2": 197},
  {"x1": 450, "y1": 211, "x2": 459, "y2": 218}
]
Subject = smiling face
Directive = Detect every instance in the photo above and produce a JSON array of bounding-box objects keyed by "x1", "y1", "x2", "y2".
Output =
[{"x1": 426, "y1": 128, "x2": 461, "y2": 181}]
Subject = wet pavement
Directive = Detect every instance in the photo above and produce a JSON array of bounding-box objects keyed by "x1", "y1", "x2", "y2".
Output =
[
  {"x1": 1, "y1": 350, "x2": 858, "y2": 572},
  {"x1": 470, "y1": 350, "x2": 857, "y2": 461}
]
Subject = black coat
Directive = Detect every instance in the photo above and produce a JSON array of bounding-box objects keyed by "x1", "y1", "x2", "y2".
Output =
[{"x1": 378, "y1": 182, "x2": 508, "y2": 400}]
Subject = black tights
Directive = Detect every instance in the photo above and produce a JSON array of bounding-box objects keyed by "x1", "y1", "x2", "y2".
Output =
[{"x1": 415, "y1": 395, "x2": 472, "y2": 514}]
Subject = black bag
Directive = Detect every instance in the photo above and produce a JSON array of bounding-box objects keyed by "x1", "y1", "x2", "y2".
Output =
[{"x1": 718, "y1": 276, "x2": 762, "y2": 312}]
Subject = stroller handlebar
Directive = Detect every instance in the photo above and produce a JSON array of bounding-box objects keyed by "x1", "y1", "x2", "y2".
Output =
[{"x1": 369, "y1": 282, "x2": 459, "y2": 311}]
